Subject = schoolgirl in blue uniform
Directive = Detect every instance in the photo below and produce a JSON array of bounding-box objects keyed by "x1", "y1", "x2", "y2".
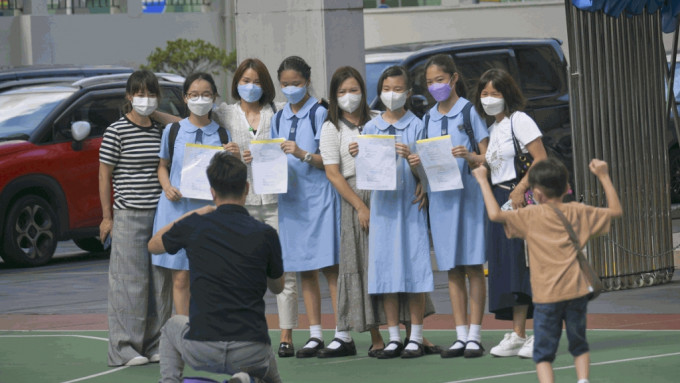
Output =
[
  {"x1": 408, "y1": 54, "x2": 489, "y2": 358},
  {"x1": 152, "y1": 72, "x2": 237, "y2": 316},
  {"x1": 351, "y1": 65, "x2": 433, "y2": 359},
  {"x1": 270, "y1": 56, "x2": 341, "y2": 358}
]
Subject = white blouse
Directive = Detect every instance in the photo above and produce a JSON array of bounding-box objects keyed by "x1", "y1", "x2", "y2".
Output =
[
  {"x1": 213, "y1": 102, "x2": 285, "y2": 206},
  {"x1": 485, "y1": 111, "x2": 543, "y2": 185},
  {"x1": 320, "y1": 111, "x2": 377, "y2": 179}
]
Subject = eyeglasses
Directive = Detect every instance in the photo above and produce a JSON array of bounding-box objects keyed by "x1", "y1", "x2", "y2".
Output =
[{"x1": 186, "y1": 92, "x2": 214, "y2": 101}]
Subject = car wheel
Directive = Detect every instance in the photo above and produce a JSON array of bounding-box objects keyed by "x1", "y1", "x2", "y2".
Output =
[
  {"x1": 73, "y1": 237, "x2": 109, "y2": 254},
  {"x1": 2, "y1": 195, "x2": 59, "y2": 267},
  {"x1": 670, "y1": 148, "x2": 680, "y2": 203}
]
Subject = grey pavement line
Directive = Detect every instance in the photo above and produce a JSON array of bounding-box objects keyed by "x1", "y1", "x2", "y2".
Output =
[{"x1": 443, "y1": 351, "x2": 680, "y2": 383}]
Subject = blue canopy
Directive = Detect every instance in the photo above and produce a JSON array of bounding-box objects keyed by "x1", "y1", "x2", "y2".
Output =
[{"x1": 571, "y1": 0, "x2": 680, "y2": 32}]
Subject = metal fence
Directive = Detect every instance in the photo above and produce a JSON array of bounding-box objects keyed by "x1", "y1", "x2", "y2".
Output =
[
  {"x1": 47, "y1": 0, "x2": 111, "y2": 10},
  {"x1": 143, "y1": 0, "x2": 210, "y2": 5},
  {"x1": 0, "y1": 0, "x2": 20, "y2": 12},
  {"x1": 565, "y1": 2, "x2": 675, "y2": 291}
]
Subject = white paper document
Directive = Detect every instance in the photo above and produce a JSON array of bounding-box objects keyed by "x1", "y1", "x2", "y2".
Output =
[
  {"x1": 249, "y1": 138, "x2": 288, "y2": 194},
  {"x1": 180, "y1": 143, "x2": 224, "y2": 200},
  {"x1": 356, "y1": 134, "x2": 397, "y2": 191},
  {"x1": 416, "y1": 135, "x2": 463, "y2": 192}
]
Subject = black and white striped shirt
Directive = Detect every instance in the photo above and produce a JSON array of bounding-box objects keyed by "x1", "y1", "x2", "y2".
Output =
[{"x1": 99, "y1": 116, "x2": 163, "y2": 210}]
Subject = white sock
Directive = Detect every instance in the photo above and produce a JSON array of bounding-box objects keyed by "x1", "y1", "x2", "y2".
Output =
[
  {"x1": 451, "y1": 325, "x2": 468, "y2": 349},
  {"x1": 456, "y1": 325, "x2": 469, "y2": 342},
  {"x1": 304, "y1": 325, "x2": 322, "y2": 349},
  {"x1": 405, "y1": 324, "x2": 423, "y2": 351},
  {"x1": 328, "y1": 328, "x2": 352, "y2": 349},
  {"x1": 577, "y1": 380, "x2": 589, "y2": 383},
  {"x1": 384, "y1": 326, "x2": 401, "y2": 351},
  {"x1": 468, "y1": 324, "x2": 481, "y2": 342}
]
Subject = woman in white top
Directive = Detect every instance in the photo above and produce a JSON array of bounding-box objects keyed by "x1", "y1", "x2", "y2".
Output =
[
  {"x1": 214, "y1": 58, "x2": 298, "y2": 358},
  {"x1": 317, "y1": 66, "x2": 384, "y2": 357},
  {"x1": 474, "y1": 68, "x2": 547, "y2": 359}
]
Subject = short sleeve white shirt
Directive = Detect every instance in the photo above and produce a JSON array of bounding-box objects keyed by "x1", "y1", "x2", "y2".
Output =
[
  {"x1": 212, "y1": 102, "x2": 285, "y2": 206},
  {"x1": 320, "y1": 111, "x2": 377, "y2": 179},
  {"x1": 485, "y1": 111, "x2": 542, "y2": 185}
]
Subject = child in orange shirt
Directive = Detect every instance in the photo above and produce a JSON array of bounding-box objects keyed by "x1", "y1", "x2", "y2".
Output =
[{"x1": 472, "y1": 158, "x2": 622, "y2": 383}]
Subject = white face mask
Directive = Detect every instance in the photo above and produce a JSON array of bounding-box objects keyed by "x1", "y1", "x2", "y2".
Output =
[
  {"x1": 187, "y1": 97, "x2": 213, "y2": 117},
  {"x1": 481, "y1": 96, "x2": 505, "y2": 116},
  {"x1": 131, "y1": 97, "x2": 158, "y2": 116},
  {"x1": 380, "y1": 90, "x2": 408, "y2": 111},
  {"x1": 338, "y1": 93, "x2": 362, "y2": 114}
]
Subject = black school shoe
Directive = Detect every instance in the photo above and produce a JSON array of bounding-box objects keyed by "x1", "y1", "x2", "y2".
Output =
[
  {"x1": 376, "y1": 341, "x2": 404, "y2": 359},
  {"x1": 367, "y1": 342, "x2": 385, "y2": 357},
  {"x1": 277, "y1": 342, "x2": 294, "y2": 358},
  {"x1": 317, "y1": 338, "x2": 357, "y2": 358},
  {"x1": 404, "y1": 337, "x2": 442, "y2": 355},
  {"x1": 400, "y1": 340, "x2": 425, "y2": 359},
  {"x1": 463, "y1": 340, "x2": 485, "y2": 358},
  {"x1": 440, "y1": 340, "x2": 466, "y2": 358},
  {"x1": 295, "y1": 338, "x2": 324, "y2": 358}
]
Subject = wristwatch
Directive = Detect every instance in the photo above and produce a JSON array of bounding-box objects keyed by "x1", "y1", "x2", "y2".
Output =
[{"x1": 302, "y1": 152, "x2": 312, "y2": 163}]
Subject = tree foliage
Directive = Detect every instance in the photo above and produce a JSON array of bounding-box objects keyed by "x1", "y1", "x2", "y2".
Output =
[{"x1": 142, "y1": 38, "x2": 236, "y2": 77}]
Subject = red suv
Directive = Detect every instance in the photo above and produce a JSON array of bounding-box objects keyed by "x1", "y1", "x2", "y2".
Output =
[{"x1": 0, "y1": 74, "x2": 185, "y2": 266}]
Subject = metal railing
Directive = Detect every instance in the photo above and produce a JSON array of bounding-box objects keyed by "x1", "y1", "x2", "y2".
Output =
[
  {"x1": 47, "y1": 0, "x2": 112, "y2": 10},
  {"x1": 143, "y1": 0, "x2": 211, "y2": 5},
  {"x1": 0, "y1": 0, "x2": 21, "y2": 12},
  {"x1": 565, "y1": 2, "x2": 675, "y2": 291}
]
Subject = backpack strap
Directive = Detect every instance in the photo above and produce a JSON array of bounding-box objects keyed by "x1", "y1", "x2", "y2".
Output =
[
  {"x1": 216, "y1": 126, "x2": 230, "y2": 145},
  {"x1": 308, "y1": 102, "x2": 321, "y2": 136},
  {"x1": 167, "y1": 122, "x2": 181, "y2": 166},
  {"x1": 423, "y1": 112, "x2": 431, "y2": 139},
  {"x1": 274, "y1": 110, "x2": 283, "y2": 138},
  {"x1": 458, "y1": 102, "x2": 479, "y2": 155}
]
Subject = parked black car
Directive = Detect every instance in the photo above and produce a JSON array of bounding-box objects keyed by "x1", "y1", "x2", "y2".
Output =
[
  {"x1": 366, "y1": 37, "x2": 680, "y2": 202},
  {"x1": 0, "y1": 65, "x2": 134, "y2": 92}
]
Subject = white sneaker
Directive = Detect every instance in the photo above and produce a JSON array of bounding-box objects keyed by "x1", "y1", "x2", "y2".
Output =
[
  {"x1": 148, "y1": 353, "x2": 160, "y2": 363},
  {"x1": 518, "y1": 335, "x2": 534, "y2": 359},
  {"x1": 124, "y1": 356, "x2": 149, "y2": 366},
  {"x1": 490, "y1": 332, "x2": 526, "y2": 357},
  {"x1": 229, "y1": 372, "x2": 251, "y2": 383}
]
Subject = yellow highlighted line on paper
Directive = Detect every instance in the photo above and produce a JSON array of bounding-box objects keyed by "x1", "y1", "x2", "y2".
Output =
[
  {"x1": 251, "y1": 138, "x2": 286, "y2": 144},
  {"x1": 417, "y1": 135, "x2": 451, "y2": 144},
  {"x1": 185, "y1": 143, "x2": 224, "y2": 150},
  {"x1": 358, "y1": 134, "x2": 396, "y2": 139}
]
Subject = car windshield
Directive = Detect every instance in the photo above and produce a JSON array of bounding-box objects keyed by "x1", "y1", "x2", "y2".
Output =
[
  {"x1": 365, "y1": 61, "x2": 400, "y2": 103},
  {"x1": 0, "y1": 90, "x2": 73, "y2": 139}
]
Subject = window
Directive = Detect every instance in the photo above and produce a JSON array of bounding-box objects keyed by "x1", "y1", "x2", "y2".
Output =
[
  {"x1": 515, "y1": 46, "x2": 562, "y2": 98},
  {"x1": 52, "y1": 93, "x2": 124, "y2": 142},
  {"x1": 453, "y1": 50, "x2": 515, "y2": 97}
]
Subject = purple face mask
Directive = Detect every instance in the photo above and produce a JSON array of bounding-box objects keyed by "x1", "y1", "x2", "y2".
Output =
[{"x1": 428, "y1": 81, "x2": 453, "y2": 102}]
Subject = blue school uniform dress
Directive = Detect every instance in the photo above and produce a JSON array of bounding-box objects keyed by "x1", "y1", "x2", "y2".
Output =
[
  {"x1": 426, "y1": 98, "x2": 489, "y2": 270},
  {"x1": 364, "y1": 111, "x2": 433, "y2": 294},
  {"x1": 152, "y1": 118, "x2": 230, "y2": 270},
  {"x1": 271, "y1": 97, "x2": 340, "y2": 272}
]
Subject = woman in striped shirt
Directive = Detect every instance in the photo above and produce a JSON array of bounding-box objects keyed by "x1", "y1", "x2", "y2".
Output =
[{"x1": 99, "y1": 70, "x2": 172, "y2": 367}]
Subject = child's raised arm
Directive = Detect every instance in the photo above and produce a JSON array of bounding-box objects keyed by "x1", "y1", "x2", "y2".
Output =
[
  {"x1": 589, "y1": 159, "x2": 623, "y2": 218},
  {"x1": 472, "y1": 166, "x2": 507, "y2": 223}
]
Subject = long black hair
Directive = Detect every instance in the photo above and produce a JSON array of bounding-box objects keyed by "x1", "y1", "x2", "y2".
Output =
[{"x1": 327, "y1": 66, "x2": 371, "y2": 129}]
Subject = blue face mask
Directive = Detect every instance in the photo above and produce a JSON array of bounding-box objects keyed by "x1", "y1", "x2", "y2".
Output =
[
  {"x1": 237, "y1": 83, "x2": 263, "y2": 103},
  {"x1": 281, "y1": 85, "x2": 307, "y2": 104}
]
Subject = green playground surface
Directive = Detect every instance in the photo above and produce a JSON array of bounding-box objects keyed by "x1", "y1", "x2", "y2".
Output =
[{"x1": 1, "y1": 329, "x2": 679, "y2": 383}]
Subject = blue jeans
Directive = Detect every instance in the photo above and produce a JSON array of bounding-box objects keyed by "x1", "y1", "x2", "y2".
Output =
[
  {"x1": 532, "y1": 296, "x2": 589, "y2": 364},
  {"x1": 159, "y1": 316, "x2": 281, "y2": 383}
]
